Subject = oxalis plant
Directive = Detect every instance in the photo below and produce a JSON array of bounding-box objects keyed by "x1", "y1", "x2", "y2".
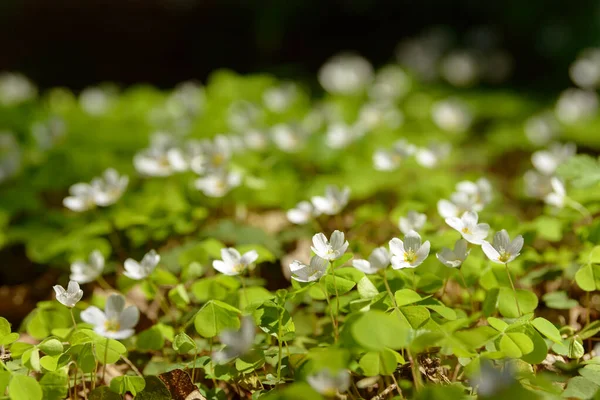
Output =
[{"x1": 1, "y1": 47, "x2": 600, "y2": 400}]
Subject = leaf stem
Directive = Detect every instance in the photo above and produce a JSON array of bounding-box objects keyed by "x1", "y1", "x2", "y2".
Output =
[
  {"x1": 320, "y1": 281, "x2": 339, "y2": 342},
  {"x1": 276, "y1": 305, "x2": 285, "y2": 383},
  {"x1": 70, "y1": 308, "x2": 78, "y2": 331},
  {"x1": 504, "y1": 262, "x2": 521, "y2": 317},
  {"x1": 458, "y1": 269, "x2": 475, "y2": 313},
  {"x1": 101, "y1": 337, "x2": 109, "y2": 383}
]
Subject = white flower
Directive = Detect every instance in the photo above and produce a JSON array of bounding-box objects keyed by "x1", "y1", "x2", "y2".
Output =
[
  {"x1": 80, "y1": 294, "x2": 139, "y2": 340},
  {"x1": 124, "y1": 250, "x2": 160, "y2": 280},
  {"x1": 352, "y1": 247, "x2": 390, "y2": 274},
  {"x1": 213, "y1": 316, "x2": 256, "y2": 364},
  {"x1": 481, "y1": 229, "x2": 524, "y2": 264},
  {"x1": 555, "y1": 88, "x2": 598, "y2": 124},
  {"x1": 373, "y1": 139, "x2": 416, "y2": 171},
  {"x1": 70, "y1": 250, "x2": 105, "y2": 284},
  {"x1": 307, "y1": 369, "x2": 350, "y2": 396},
  {"x1": 531, "y1": 142, "x2": 576, "y2": 176},
  {"x1": 357, "y1": 102, "x2": 404, "y2": 131},
  {"x1": 31, "y1": 117, "x2": 67, "y2": 150},
  {"x1": 325, "y1": 122, "x2": 360, "y2": 149},
  {"x1": 243, "y1": 129, "x2": 268, "y2": 151},
  {"x1": 311, "y1": 230, "x2": 349, "y2": 261},
  {"x1": 91, "y1": 168, "x2": 129, "y2": 206},
  {"x1": 389, "y1": 231, "x2": 430, "y2": 269},
  {"x1": 544, "y1": 177, "x2": 566, "y2": 209},
  {"x1": 569, "y1": 48, "x2": 600, "y2": 89},
  {"x1": 189, "y1": 136, "x2": 232, "y2": 174},
  {"x1": 440, "y1": 50, "x2": 480, "y2": 87},
  {"x1": 167, "y1": 81, "x2": 205, "y2": 118},
  {"x1": 0, "y1": 72, "x2": 37, "y2": 106},
  {"x1": 63, "y1": 183, "x2": 97, "y2": 212},
  {"x1": 271, "y1": 124, "x2": 306, "y2": 153},
  {"x1": 437, "y1": 191, "x2": 478, "y2": 219},
  {"x1": 445, "y1": 210, "x2": 490, "y2": 245},
  {"x1": 287, "y1": 201, "x2": 318, "y2": 225},
  {"x1": 431, "y1": 98, "x2": 473, "y2": 133},
  {"x1": 523, "y1": 169, "x2": 553, "y2": 199},
  {"x1": 263, "y1": 83, "x2": 297, "y2": 113},
  {"x1": 228, "y1": 101, "x2": 262, "y2": 132},
  {"x1": 399, "y1": 211, "x2": 427, "y2": 235},
  {"x1": 213, "y1": 248, "x2": 259, "y2": 276},
  {"x1": 415, "y1": 142, "x2": 451, "y2": 168},
  {"x1": 79, "y1": 86, "x2": 115, "y2": 116},
  {"x1": 318, "y1": 53, "x2": 374, "y2": 95},
  {"x1": 194, "y1": 170, "x2": 242, "y2": 198},
  {"x1": 290, "y1": 255, "x2": 329, "y2": 282},
  {"x1": 456, "y1": 178, "x2": 492, "y2": 208},
  {"x1": 369, "y1": 65, "x2": 412, "y2": 101},
  {"x1": 311, "y1": 185, "x2": 350, "y2": 215},
  {"x1": 524, "y1": 112, "x2": 560, "y2": 146},
  {"x1": 436, "y1": 239, "x2": 470, "y2": 268},
  {"x1": 134, "y1": 134, "x2": 188, "y2": 177},
  {"x1": 53, "y1": 281, "x2": 84, "y2": 308}
]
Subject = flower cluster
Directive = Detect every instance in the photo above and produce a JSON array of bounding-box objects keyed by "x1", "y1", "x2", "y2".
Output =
[
  {"x1": 287, "y1": 185, "x2": 350, "y2": 224},
  {"x1": 373, "y1": 138, "x2": 451, "y2": 171},
  {"x1": 63, "y1": 168, "x2": 129, "y2": 212},
  {"x1": 437, "y1": 177, "x2": 493, "y2": 219}
]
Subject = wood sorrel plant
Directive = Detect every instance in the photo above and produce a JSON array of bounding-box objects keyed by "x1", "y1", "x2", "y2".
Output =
[{"x1": 0, "y1": 45, "x2": 600, "y2": 400}]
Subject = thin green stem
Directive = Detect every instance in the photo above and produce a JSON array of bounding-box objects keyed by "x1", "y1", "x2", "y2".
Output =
[
  {"x1": 320, "y1": 281, "x2": 339, "y2": 342},
  {"x1": 69, "y1": 308, "x2": 78, "y2": 331},
  {"x1": 330, "y1": 262, "x2": 340, "y2": 333},
  {"x1": 240, "y1": 275, "x2": 249, "y2": 310},
  {"x1": 96, "y1": 275, "x2": 114, "y2": 292},
  {"x1": 101, "y1": 338, "x2": 109, "y2": 383},
  {"x1": 567, "y1": 197, "x2": 592, "y2": 223},
  {"x1": 276, "y1": 305, "x2": 285, "y2": 383},
  {"x1": 411, "y1": 269, "x2": 417, "y2": 291},
  {"x1": 383, "y1": 271, "x2": 422, "y2": 393},
  {"x1": 120, "y1": 355, "x2": 143, "y2": 377},
  {"x1": 504, "y1": 262, "x2": 521, "y2": 317},
  {"x1": 191, "y1": 343, "x2": 198, "y2": 383},
  {"x1": 458, "y1": 269, "x2": 475, "y2": 313},
  {"x1": 150, "y1": 280, "x2": 174, "y2": 323},
  {"x1": 209, "y1": 338, "x2": 217, "y2": 388}
]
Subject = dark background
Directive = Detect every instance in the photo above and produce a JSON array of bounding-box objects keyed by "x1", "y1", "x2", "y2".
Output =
[{"x1": 0, "y1": 0, "x2": 599, "y2": 92}]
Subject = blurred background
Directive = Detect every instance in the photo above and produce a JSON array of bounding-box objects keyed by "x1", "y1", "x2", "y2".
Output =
[{"x1": 1, "y1": 0, "x2": 600, "y2": 92}]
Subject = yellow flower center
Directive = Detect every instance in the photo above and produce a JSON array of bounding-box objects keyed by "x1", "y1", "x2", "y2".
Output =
[
  {"x1": 212, "y1": 153, "x2": 225, "y2": 166},
  {"x1": 104, "y1": 319, "x2": 121, "y2": 333},
  {"x1": 404, "y1": 249, "x2": 416, "y2": 263},
  {"x1": 498, "y1": 250, "x2": 511, "y2": 263},
  {"x1": 461, "y1": 227, "x2": 470, "y2": 234}
]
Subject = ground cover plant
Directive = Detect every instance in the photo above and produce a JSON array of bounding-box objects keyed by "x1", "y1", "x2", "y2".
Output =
[{"x1": 1, "y1": 40, "x2": 600, "y2": 400}]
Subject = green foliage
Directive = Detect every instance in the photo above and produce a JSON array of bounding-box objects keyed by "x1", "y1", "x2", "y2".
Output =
[{"x1": 1, "y1": 56, "x2": 599, "y2": 400}]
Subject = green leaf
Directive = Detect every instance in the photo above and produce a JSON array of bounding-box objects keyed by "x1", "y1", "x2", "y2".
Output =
[
  {"x1": 590, "y1": 246, "x2": 600, "y2": 264},
  {"x1": 23, "y1": 348, "x2": 41, "y2": 372},
  {"x1": 499, "y1": 332, "x2": 534, "y2": 358},
  {"x1": 562, "y1": 376, "x2": 600, "y2": 399},
  {"x1": 252, "y1": 301, "x2": 295, "y2": 341},
  {"x1": 0, "y1": 332, "x2": 19, "y2": 346},
  {"x1": 352, "y1": 310, "x2": 409, "y2": 350},
  {"x1": 40, "y1": 355, "x2": 59, "y2": 371},
  {"x1": 238, "y1": 286, "x2": 275, "y2": 310},
  {"x1": 235, "y1": 350, "x2": 265, "y2": 373},
  {"x1": 40, "y1": 371, "x2": 69, "y2": 400},
  {"x1": 569, "y1": 337, "x2": 585, "y2": 359},
  {"x1": 580, "y1": 321, "x2": 600, "y2": 340},
  {"x1": 137, "y1": 326, "x2": 165, "y2": 351},
  {"x1": 497, "y1": 288, "x2": 538, "y2": 318},
  {"x1": 542, "y1": 291, "x2": 578, "y2": 310},
  {"x1": 136, "y1": 376, "x2": 171, "y2": 400},
  {"x1": 88, "y1": 386, "x2": 122, "y2": 400},
  {"x1": 0, "y1": 371, "x2": 10, "y2": 396},
  {"x1": 531, "y1": 318, "x2": 562, "y2": 344},
  {"x1": 394, "y1": 289, "x2": 422, "y2": 307},
  {"x1": 357, "y1": 276, "x2": 379, "y2": 299},
  {"x1": 168, "y1": 284, "x2": 191, "y2": 309},
  {"x1": 318, "y1": 274, "x2": 356, "y2": 297},
  {"x1": 194, "y1": 300, "x2": 241, "y2": 338},
  {"x1": 38, "y1": 338, "x2": 64, "y2": 356},
  {"x1": 9, "y1": 374, "x2": 43, "y2": 400},
  {"x1": 579, "y1": 364, "x2": 600, "y2": 386},
  {"x1": 557, "y1": 154, "x2": 600, "y2": 188},
  {"x1": 520, "y1": 327, "x2": 549, "y2": 365},
  {"x1": 0, "y1": 317, "x2": 11, "y2": 337},
  {"x1": 95, "y1": 338, "x2": 127, "y2": 364},
  {"x1": 482, "y1": 288, "x2": 499, "y2": 317},
  {"x1": 487, "y1": 317, "x2": 508, "y2": 332},
  {"x1": 110, "y1": 375, "x2": 146, "y2": 396},
  {"x1": 173, "y1": 333, "x2": 196, "y2": 354},
  {"x1": 575, "y1": 263, "x2": 600, "y2": 292},
  {"x1": 359, "y1": 348, "x2": 399, "y2": 376}
]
